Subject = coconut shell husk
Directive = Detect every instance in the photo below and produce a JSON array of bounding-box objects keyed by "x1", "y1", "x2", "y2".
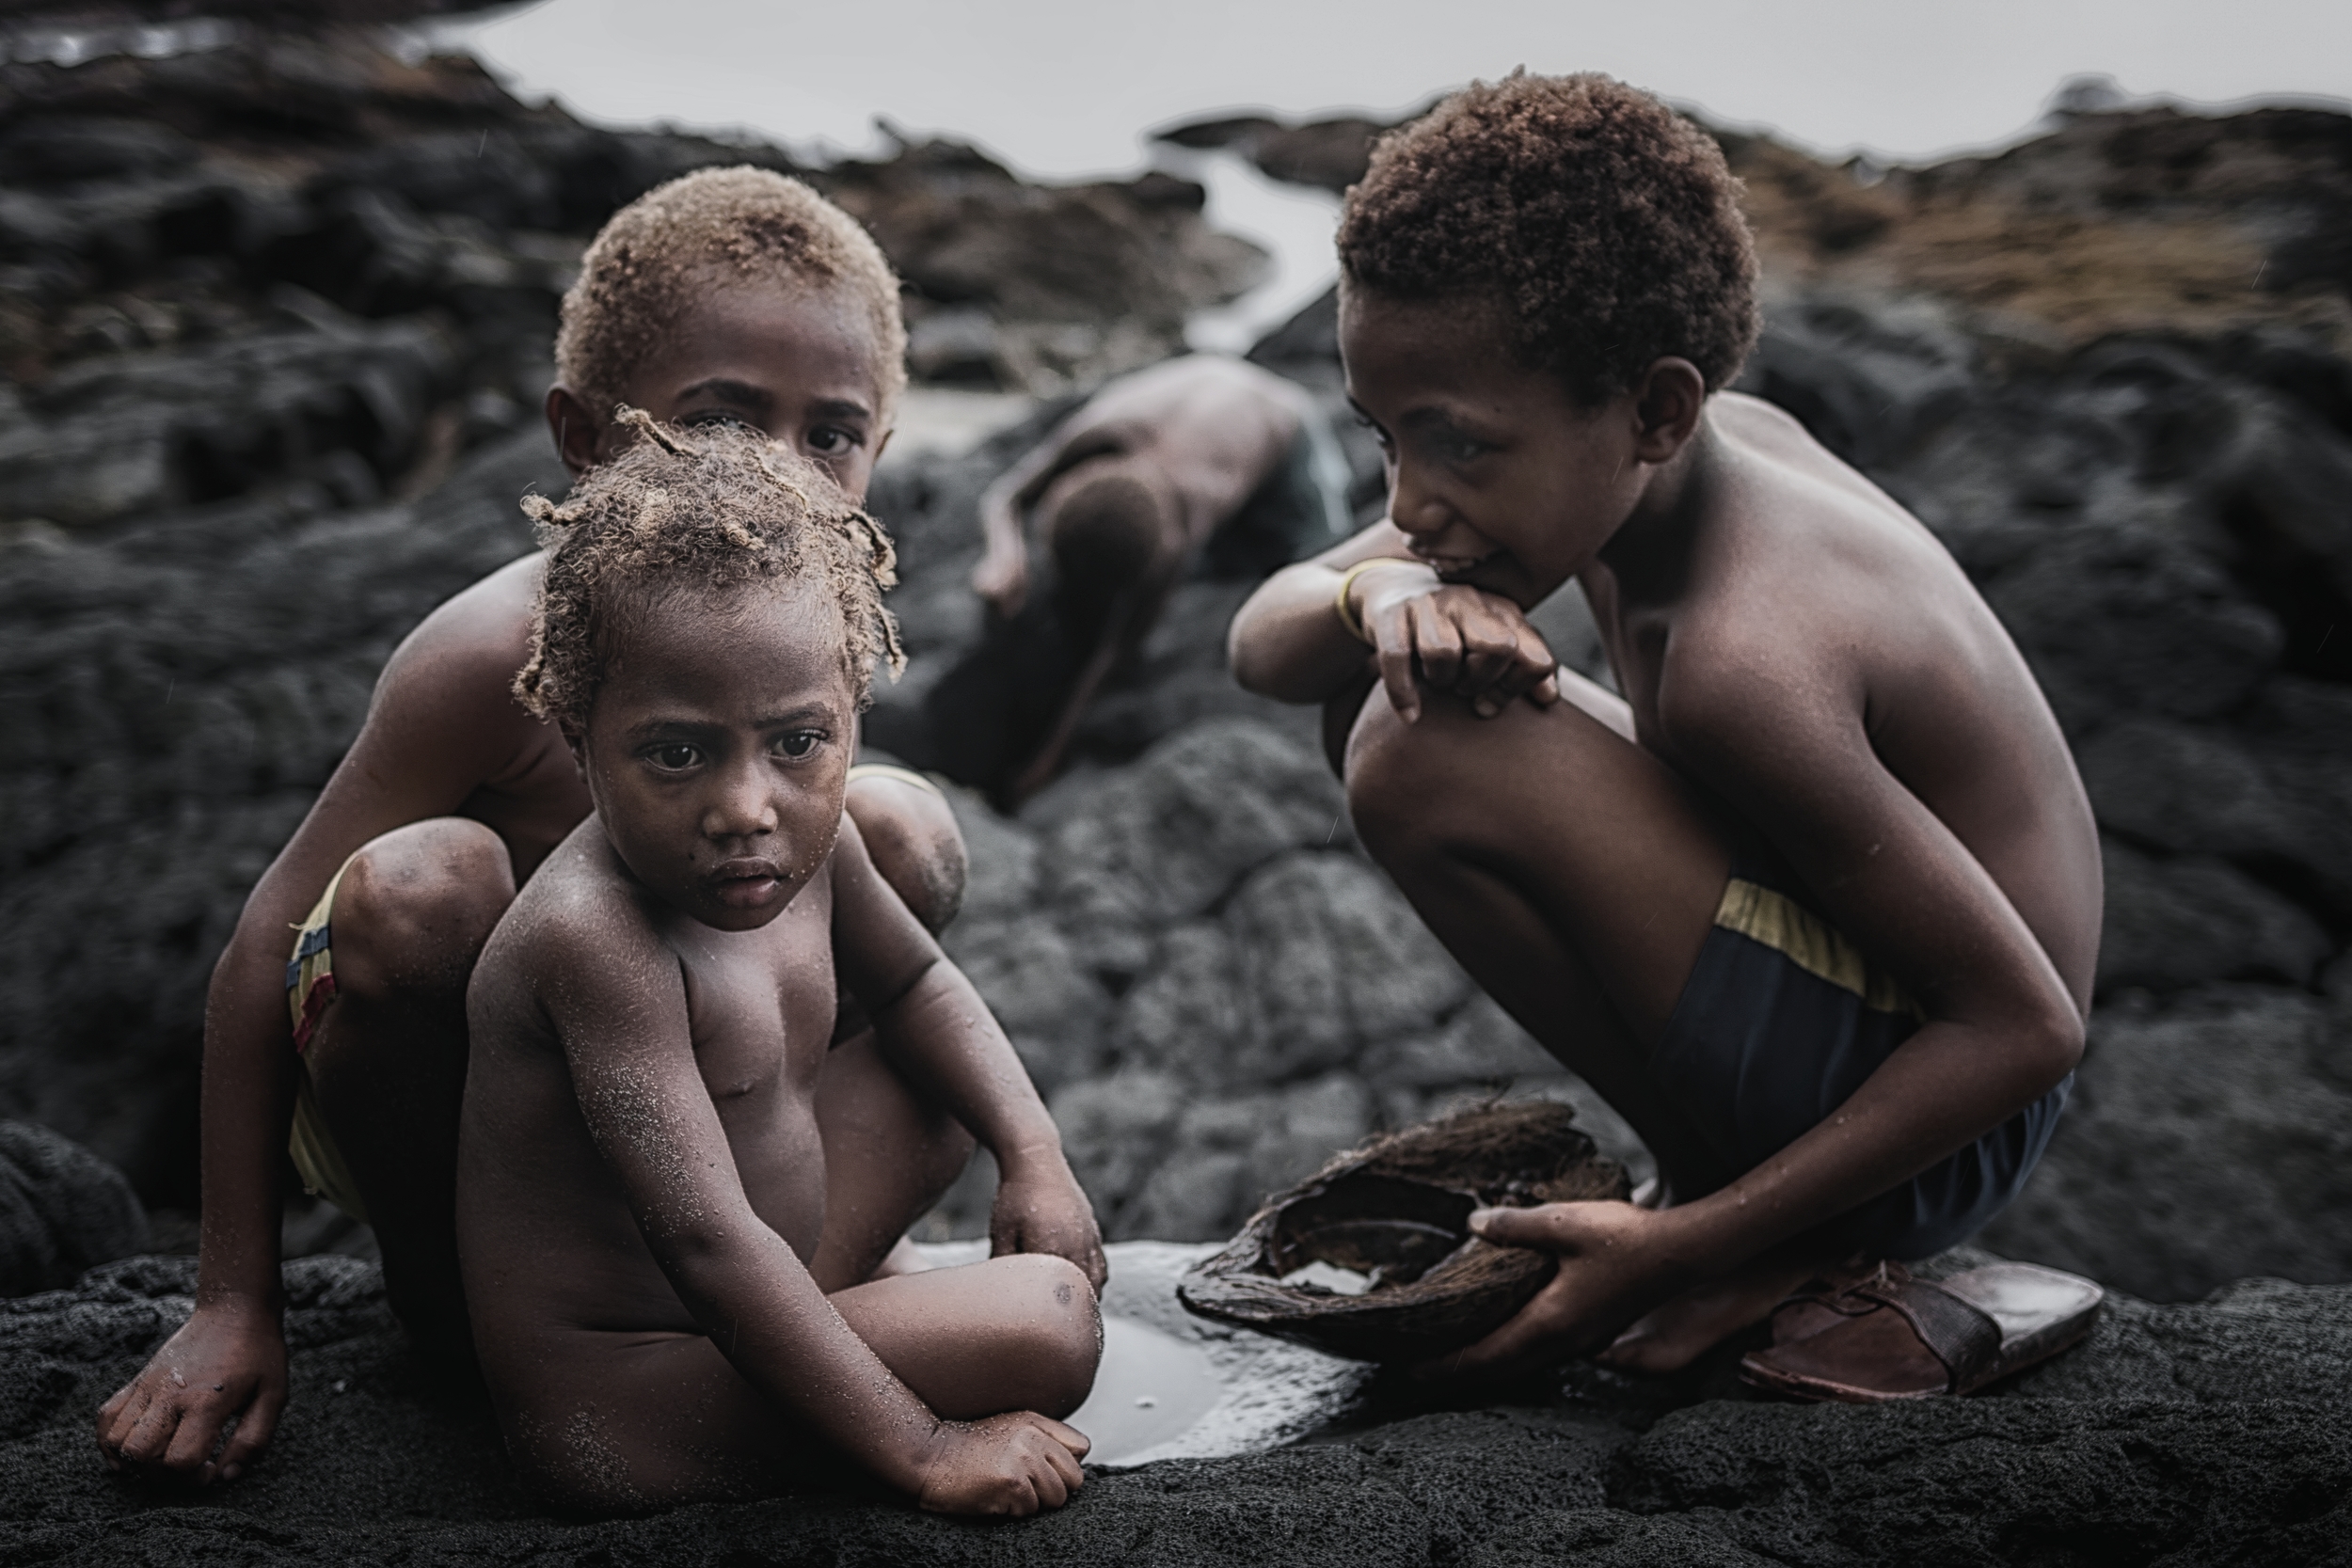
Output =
[{"x1": 1176, "y1": 1100, "x2": 1629, "y2": 1364}]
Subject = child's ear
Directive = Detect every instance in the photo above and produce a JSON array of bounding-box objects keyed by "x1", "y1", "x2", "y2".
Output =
[
  {"x1": 1629, "y1": 357, "x2": 1708, "y2": 464},
  {"x1": 545, "y1": 387, "x2": 605, "y2": 476}
]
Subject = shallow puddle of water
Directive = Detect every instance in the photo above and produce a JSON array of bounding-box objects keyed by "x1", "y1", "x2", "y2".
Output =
[{"x1": 1067, "y1": 1314, "x2": 1227, "y2": 1466}]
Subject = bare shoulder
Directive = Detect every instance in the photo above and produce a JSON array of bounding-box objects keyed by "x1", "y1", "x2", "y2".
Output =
[
  {"x1": 1660, "y1": 412, "x2": 1985, "y2": 745},
  {"x1": 484, "y1": 828, "x2": 667, "y2": 1005},
  {"x1": 379, "y1": 551, "x2": 544, "y2": 695},
  {"x1": 351, "y1": 552, "x2": 548, "y2": 765}
]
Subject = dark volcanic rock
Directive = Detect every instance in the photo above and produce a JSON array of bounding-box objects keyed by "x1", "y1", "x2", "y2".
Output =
[
  {"x1": 1983, "y1": 981, "x2": 2352, "y2": 1301},
  {"x1": 0, "y1": 428, "x2": 556, "y2": 1196},
  {"x1": 2096, "y1": 836, "x2": 2332, "y2": 991},
  {"x1": 1154, "y1": 111, "x2": 1396, "y2": 194},
  {"x1": 0, "y1": 1119, "x2": 146, "y2": 1295},
  {"x1": 4, "y1": 1247, "x2": 2350, "y2": 1563}
]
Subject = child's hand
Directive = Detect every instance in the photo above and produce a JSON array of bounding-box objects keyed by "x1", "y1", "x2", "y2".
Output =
[
  {"x1": 94, "y1": 1302, "x2": 288, "y2": 1483},
  {"x1": 914, "y1": 1412, "x2": 1090, "y2": 1515},
  {"x1": 991, "y1": 1156, "x2": 1108, "y2": 1292},
  {"x1": 1412, "y1": 1200, "x2": 1686, "y2": 1381},
  {"x1": 1355, "y1": 566, "x2": 1561, "y2": 723}
]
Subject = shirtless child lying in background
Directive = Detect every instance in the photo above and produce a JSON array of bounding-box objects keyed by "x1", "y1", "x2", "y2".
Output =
[
  {"x1": 98, "y1": 167, "x2": 980, "y2": 1484},
  {"x1": 463, "y1": 416, "x2": 1103, "y2": 1515},
  {"x1": 965, "y1": 353, "x2": 1352, "y2": 801}
]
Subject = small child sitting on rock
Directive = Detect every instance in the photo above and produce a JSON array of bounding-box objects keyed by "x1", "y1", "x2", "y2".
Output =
[
  {"x1": 461, "y1": 415, "x2": 1103, "y2": 1514},
  {"x1": 98, "y1": 167, "x2": 982, "y2": 1485},
  {"x1": 1229, "y1": 71, "x2": 2104, "y2": 1399}
]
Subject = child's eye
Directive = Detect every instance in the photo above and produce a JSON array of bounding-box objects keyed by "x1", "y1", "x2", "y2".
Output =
[
  {"x1": 646, "y1": 743, "x2": 702, "y2": 771},
  {"x1": 773, "y1": 730, "x2": 824, "y2": 759},
  {"x1": 681, "y1": 409, "x2": 759, "y2": 434},
  {"x1": 1427, "y1": 429, "x2": 1488, "y2": 464},
  {"x1": 806, "y1": 425, "x2": 860, "y2": 456}
]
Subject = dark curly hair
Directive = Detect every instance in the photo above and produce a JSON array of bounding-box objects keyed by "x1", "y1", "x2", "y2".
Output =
[
  {"x1": 515, "y1": 409, "x2": 904, "y2": 731},
  {"x1": 1337, "y1": 71, "x2": 1759, "y2": 404}
]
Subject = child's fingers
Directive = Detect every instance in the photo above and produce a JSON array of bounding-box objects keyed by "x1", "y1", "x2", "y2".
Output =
[
  {"x1": 163, "y1": 1396, "x2": 230, "y2": 1474},
  {"x1": 1413, "y1": 1275, "x2": 1569, "y2": 1381},
  {"x1": 1375, "y1": 630, "x2": 1421, "y2": 723},
  {"x1": 1043, "y1": 1444, "x2": 1085, "y2": 1499},
  {"x1": 117, "y1": 1391, "x2": 189, "y2": 1468},
  {"x1": 214, "y1": 1383, "x2": 283, "y2": 1482},
  {"x1": 1407, "y1": 597, "x2": 1465, "y2": 691},
  {"x1": 1025, "y1": 1412, "x2": 1091, "y2": 1460},
  {"x1": 1467, "y1": 1203, "x2": 1574, "y2": 1250},
  {"x1": 1530, "y1": 669, "x2": 1561, "y2": 706},
  {"x1": 1027, "y1": 1449, "x2": 1073, "y2": 1509},
  {"x1": 94, "y1": 1383, "x2": 147, "y2": 1468}
]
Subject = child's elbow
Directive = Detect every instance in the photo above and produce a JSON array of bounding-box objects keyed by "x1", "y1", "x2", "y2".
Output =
[
  {"x1": 2019, "y1": 1005, "x2": 2087, "y2": 1092},
  {"x1": 1225, "y1": 600, "x2": 1279, "y2": 697}
]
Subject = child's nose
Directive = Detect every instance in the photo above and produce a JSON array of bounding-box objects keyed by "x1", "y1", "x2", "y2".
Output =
[
  {"x1": 702, "y1": 760, "x2": 779, "y2": 840},
  {"x1": 1388, "y1": 465, "x2": 1461, "y2": 544}
]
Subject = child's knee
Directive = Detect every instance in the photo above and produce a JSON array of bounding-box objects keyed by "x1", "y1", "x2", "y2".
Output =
[
  {"x1": 1343, "y1": 690, "x2": 1459, "y2": 851},
  {"x1": 845, "y1": 777, "x2": 967, "y2": 933},
  {"x1": 335, "y1": 818, "x2": 515, "y2": 991},
  {"x1": 993, "y1": 1254, "x2": 1103, "y2": 1418}
]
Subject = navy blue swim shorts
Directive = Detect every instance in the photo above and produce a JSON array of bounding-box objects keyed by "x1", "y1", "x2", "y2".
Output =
[{"x1": 1650, "y1": 860, "x2": 2072, "y2": 1259}]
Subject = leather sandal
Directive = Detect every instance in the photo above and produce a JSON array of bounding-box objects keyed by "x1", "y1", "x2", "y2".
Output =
[
  {"x1": 1740, "y1": 1261, "x2": 2104, "y2": 1402},
  {"x1": 1767, "y1": 1259, "x2": 1911, "y2": 1346}
]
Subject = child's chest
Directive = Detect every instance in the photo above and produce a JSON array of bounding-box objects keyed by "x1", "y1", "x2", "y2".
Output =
[{"x1": 668, "y1": 894, "x2": 837, "y2": 1112}]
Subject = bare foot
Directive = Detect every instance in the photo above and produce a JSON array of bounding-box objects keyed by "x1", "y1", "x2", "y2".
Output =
[{"x1": 1599, "y1": 1246, "x2": 1840, "y2": 1373}]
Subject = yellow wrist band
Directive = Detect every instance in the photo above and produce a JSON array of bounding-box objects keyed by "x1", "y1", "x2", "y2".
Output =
[{"x1": 1332, "y1": 559, "x2": 1402, "y2": 645}]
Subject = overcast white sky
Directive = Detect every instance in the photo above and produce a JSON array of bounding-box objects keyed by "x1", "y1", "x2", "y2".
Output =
[{"x1": 439, "y1": 0, "x2": 2352, "y2": 345}]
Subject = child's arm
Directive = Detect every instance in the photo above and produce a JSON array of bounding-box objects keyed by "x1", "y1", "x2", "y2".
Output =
[
  {"x1": 829, "y1": 816, "x2": 1106, "y2": 1290},
  {"x1": 1444, "y1": 636, "x2": 2089, "y2": 1373},
  {"x1": 535, "y1": 903, "x2": 1086, "y2": 1513},
  {"x1": 1228, "y1": 520, "x2": 1562, "y2": 720},
  {"x1": 95, "y1": 584, "x2": 535, "y2": 1482}
]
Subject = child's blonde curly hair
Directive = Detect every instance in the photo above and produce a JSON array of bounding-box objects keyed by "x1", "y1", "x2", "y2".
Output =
[
  {"x1": 554, "y1": 166, "x2": 909, "y2": 423},
  {"x1": 514, "y1": 409, "x2": 905, "y2": 730}
]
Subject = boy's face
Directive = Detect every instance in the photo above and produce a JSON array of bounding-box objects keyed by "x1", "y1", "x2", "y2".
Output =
[
  {"x1": 572, "y1": 577, "x2": 856, "y2": 932},
  {"x1": 1340, "y1": 288, "x2": 1654, "y2": 608},
  {"x1": 554, "y1": 279, "x2": 893, "y2": 501}
]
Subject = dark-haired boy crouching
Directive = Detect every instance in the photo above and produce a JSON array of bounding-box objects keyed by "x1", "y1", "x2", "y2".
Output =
[{"x1": 1230, "y1": 72, "x2": 2101, "y2": 1396}]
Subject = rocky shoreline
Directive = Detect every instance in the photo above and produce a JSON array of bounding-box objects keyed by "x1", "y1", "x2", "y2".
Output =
[
  {"x1": 3, "y1": 9, "x2": 2351, "y2": 1563},
  {"x1": 5, "y1": 1244, "x2": 2349, "y2": 1563}
]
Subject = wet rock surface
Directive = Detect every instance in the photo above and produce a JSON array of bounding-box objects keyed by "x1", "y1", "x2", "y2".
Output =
[
  {"x1": 3, "y1": 11, "x2": 2352, "y2": 1561},
  {"x1": 5, "y1": 1246, "x2": 2351, "y2": 1563}
]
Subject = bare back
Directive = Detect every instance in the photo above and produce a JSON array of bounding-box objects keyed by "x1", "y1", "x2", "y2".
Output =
[
  {"x1": 1041, "y1": 355, "x2": 1308, "y2": 540},
  {"x1": 1583, "y1": 392, "x2": 2102, "y2": 1010}
]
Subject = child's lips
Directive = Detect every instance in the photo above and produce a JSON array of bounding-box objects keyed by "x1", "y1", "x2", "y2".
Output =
[
  {"x1": 1423, "y1": 550, "x2": 1502, "y2": 582},
  {"x1": 1408, "y1": 541, "x2": 1503, "y2": 578},
  {"x1": 708, "y1": 859, "x2": 784, "y2": 907}
]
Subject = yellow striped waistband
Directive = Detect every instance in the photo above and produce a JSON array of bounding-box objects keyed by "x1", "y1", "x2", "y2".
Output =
[{"x1": 1714, "y1": 877, "x2": 1921, "y2": 1018}]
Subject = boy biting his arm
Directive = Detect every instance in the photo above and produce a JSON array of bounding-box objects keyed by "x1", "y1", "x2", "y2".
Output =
[
  {"x1": 1229, "y1": 74, "x2": 2101, "y2": 1397},
  {"x1": 462, "y1": 415, "x2": 1102, "y2": 1514}
]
